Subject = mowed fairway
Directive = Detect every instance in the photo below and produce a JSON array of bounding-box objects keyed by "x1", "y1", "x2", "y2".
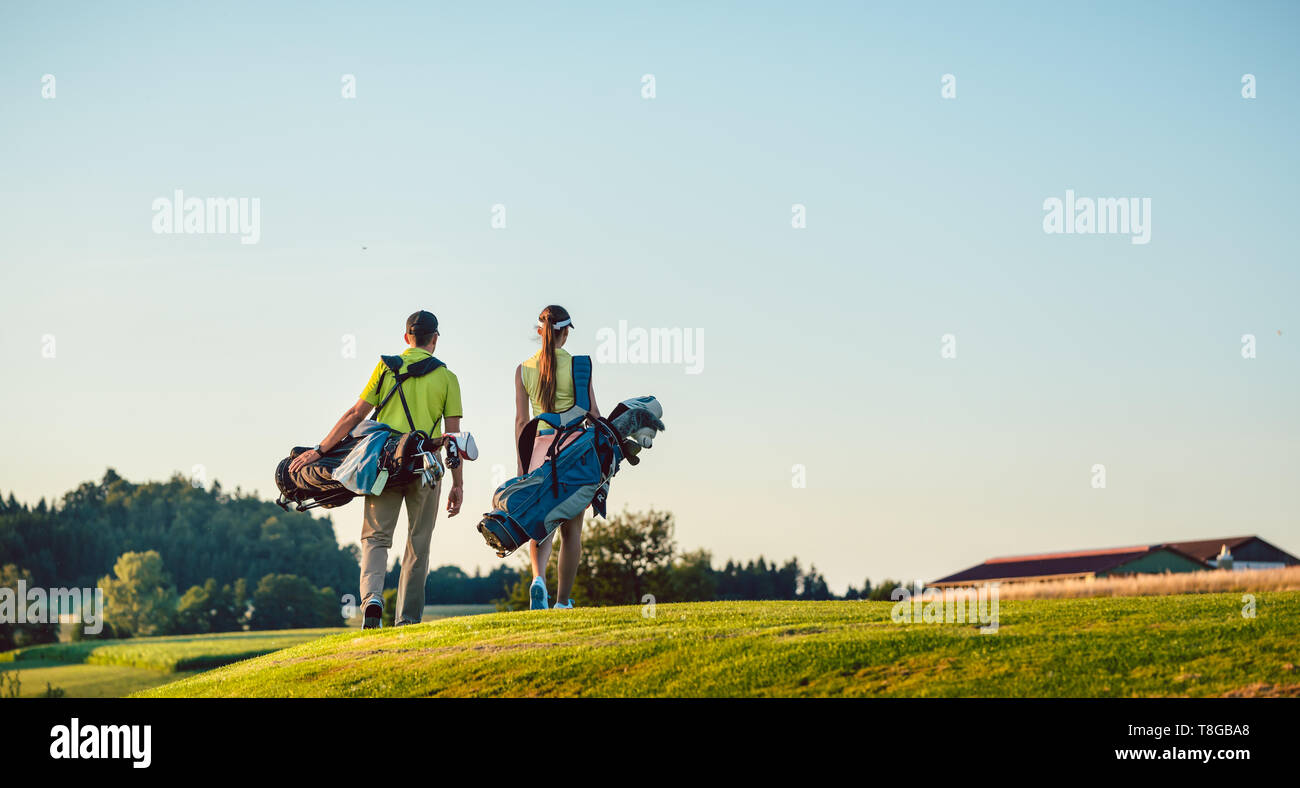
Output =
[{"x1": 139, "y1": 593, "x2": 1300, "y2": 698}]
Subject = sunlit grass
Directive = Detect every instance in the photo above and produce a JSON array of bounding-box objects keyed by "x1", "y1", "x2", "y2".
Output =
[{"x1": 136, "y1": 594, "x2": 1300, "y2": 698}]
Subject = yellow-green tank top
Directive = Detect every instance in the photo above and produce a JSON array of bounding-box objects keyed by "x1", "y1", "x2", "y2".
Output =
[{"x1": 520, "y1": 347, "x2": 575, "y2": 420}]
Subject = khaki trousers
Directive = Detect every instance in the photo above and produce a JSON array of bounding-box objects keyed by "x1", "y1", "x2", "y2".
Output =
[{"x1": 360, "y1": 479, "x2": 441, "y2": 625}]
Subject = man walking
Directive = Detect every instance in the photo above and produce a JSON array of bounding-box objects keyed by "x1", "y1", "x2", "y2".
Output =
[{"x1": 289, "y1": 310, "x2": 463, "y2": 628}]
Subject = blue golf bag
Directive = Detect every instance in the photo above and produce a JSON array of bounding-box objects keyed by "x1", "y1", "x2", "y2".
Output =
[{"x1": 477, "y1": 356, "x2": 626, "y2": 557}]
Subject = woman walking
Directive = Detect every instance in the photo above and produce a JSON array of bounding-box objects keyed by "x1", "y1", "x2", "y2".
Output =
[{"x1": 515, "y1": 304, "x2": 600, "y2": 610}]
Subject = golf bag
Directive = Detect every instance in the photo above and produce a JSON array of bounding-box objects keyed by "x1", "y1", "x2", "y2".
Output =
[
  {"x1": 477, "y1": 357, "x2": 664, "y2": 557},
  {"x1": 274, "y1": 354, "x2": 450, "y2": 513}
]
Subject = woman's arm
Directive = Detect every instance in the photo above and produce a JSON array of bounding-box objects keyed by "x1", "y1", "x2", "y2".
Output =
[
  {"x1": 514, "y1": 365, "x2": 530, "y2": 475},
  {"x1": 587, "y1": 376, "x2": 600, "y2": 419}
]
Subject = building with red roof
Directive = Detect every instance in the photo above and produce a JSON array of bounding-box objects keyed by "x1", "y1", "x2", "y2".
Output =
[{"x1": 929, "y1": 536, "x2": 1298, "y2": 588}]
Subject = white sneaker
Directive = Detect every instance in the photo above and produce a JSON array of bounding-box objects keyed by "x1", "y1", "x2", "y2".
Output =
[{"x1": 552, "y1": 599, "x2": 574, "y2": 609}]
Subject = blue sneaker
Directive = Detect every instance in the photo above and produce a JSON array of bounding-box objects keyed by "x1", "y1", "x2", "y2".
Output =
[
  {"x1": 552, "y1": 599, "x2": 575, "y2": 610},
  {"x1": 529, "y1": 577, "x2": 549, "y2": 610}
]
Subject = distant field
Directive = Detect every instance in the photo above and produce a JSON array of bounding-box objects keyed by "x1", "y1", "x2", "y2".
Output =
[
  {"x1": 0, "y1": 659, "x2": 198, "y2": 698},
  {"x1": 991, "y1": 566, "x2": 1300, "y2": 600},
  {"x1": 139, "y1": 593, "x2": 1300, "y2": 698},
  {"x1": 1, "y1": 629, "x2": 345, "y2": 673}
]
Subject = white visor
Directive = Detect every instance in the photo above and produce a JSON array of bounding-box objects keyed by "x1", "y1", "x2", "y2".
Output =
[{"x1": 539, "y1": 318, "x2": 572, "y2": 330}]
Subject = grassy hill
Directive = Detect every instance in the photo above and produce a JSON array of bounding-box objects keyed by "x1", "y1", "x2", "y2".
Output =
[{"x1": 139, "y1": 593, "x2": 1300, "y2": 698}]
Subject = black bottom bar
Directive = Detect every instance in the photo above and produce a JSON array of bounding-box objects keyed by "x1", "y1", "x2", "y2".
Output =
[{"x1": 6, "y1": 698, "x2": 1287, "y2": 775}]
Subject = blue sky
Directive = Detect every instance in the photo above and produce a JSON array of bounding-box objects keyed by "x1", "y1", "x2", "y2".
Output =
[{"x1": 1, "y1": 1, "x2": 1297, "y2": 592}]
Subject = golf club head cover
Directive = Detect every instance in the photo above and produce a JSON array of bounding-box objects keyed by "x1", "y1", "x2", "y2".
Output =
[{"x1": 446, "y1": 431, "x2": 479, "y2": 461}]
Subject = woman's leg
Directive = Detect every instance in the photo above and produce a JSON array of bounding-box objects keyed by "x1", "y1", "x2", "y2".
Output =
[
  {"x1": 554, "y1": 515, "x2": 584, "y2": 604},
  {"x1": 530, "y1": 534, "x2": 554, "y2": 578},
  {"x1": 525, "y1": 432, "x2": 557, "y2": 582}
]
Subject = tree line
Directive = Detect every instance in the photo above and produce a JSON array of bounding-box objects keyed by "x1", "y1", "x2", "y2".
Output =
[
  {"x1": 89, "y1": 550, "x2": 342, "y2": 638},
  {"x1": 1, "y1": 472, "x2": 911, "y2": 642},
  {"x1": 498, "y1": 509, "x2": 908, "y2": 610},
  {"x1": 0, "y1": 469, "x2": 357, "y2": 596}
]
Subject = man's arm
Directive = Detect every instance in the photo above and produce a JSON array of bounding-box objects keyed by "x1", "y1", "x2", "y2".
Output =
[
  {"x1": 288, "y1": 399, "x2": 371, "y2": 473},
  {"x1": 443, "y1": 416, "x2": 462, "y2": 517}
]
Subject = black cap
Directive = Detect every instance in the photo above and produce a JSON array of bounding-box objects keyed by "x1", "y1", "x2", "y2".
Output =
[{"x1": 406, "y1": 310, "x2": 439, "y2": 335}]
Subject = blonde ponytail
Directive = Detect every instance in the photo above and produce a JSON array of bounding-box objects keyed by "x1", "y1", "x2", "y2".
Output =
[{"x1": 536, "y1": 304, "x2": 571, "y2": 413}]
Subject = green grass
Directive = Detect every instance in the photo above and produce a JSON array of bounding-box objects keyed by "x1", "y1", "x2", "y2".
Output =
[
  {"x1": 137, "y1": 593, "x2": 1300, "y2": 698},
  {"x1": 343, "y1": 604, "x2": 495, "y2": 628},
  {"x1": 0, "y1": 660, "x2": 199, "y2": 698},
  {"x1": 1, "y1": 629, "x2": 346, "y2": 673}
]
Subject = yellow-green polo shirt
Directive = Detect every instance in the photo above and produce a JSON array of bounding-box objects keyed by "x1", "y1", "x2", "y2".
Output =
[{"x1": 360, "y1": 348, "x2": 462, "y2": 437}]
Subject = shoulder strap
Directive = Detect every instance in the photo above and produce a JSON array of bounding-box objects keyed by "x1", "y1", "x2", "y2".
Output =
[
  {"x1": 571, "y1": 355, "x2": 592, "y2": 412},
  {"x1": 533, "y1": 355, "x2": 592, "y2": 430},
  {"x1": 370, "y1": 354, "x2": 446, "y2": 430},
  {"x1": 404, "y1": 355, "x2": 445, "y2": 378}
]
